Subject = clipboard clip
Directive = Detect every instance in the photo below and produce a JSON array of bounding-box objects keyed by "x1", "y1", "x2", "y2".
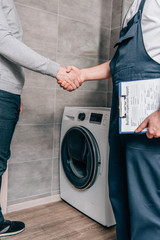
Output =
[{"x1": 119, "y1": 95, "x2": 127, "y2": 118}]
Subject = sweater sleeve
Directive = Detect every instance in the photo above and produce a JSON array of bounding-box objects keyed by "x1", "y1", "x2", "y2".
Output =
[{"x1": 0, "y1": 4, "x2": 60, "y2": 78}]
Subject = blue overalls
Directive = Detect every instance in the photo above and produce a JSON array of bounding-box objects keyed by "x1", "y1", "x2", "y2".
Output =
[{"x1": 109, "y1": 0, "x2": 160, "y2": 239}]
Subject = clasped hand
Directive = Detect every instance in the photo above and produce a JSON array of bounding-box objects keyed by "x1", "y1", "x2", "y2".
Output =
[{"x1": 56, "y1": 65, "x2": 84, "y2": 91}]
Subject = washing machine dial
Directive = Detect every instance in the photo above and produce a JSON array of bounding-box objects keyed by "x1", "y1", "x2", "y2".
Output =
[{"x1": 78, "y1": 113, "x2": 86, "y2": 121}]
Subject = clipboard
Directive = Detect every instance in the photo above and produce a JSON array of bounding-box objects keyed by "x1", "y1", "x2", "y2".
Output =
[{"x1": 118, "y1": 78, "x2": 160, "y2": 134}]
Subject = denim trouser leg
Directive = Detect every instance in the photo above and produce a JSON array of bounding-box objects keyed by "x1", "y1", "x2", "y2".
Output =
[
  {"x1": 0, "y1": 176, "x2": 4, "y2": 222},
  {"x1": 0, "y1": 90, "x2": 20, "y2": 223}
]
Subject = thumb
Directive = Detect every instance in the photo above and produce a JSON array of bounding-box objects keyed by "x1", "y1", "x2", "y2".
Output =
[
  {"x1": 66, "y1": 66, "x2": 73, "y2": 73},
  {"x1": 135, "y1": 118, "x2": 148, "y2": 133}
]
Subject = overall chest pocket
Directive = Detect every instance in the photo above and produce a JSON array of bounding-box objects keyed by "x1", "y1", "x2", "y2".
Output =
[{"x1": 114, "y1": 22, "x2": 138, "y2": 48}]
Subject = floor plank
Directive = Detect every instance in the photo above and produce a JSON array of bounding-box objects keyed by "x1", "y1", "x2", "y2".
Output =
[{"x1": 3, "y1": 201, "x2": 116, "y2": 240}]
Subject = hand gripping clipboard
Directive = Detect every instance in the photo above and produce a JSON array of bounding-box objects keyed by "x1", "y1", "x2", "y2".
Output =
[{"x1": 118, "y1": 79, "x2": 160, "y2": 134}]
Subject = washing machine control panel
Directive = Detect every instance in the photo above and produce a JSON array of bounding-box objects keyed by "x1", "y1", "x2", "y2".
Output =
[
  {"x1": 78, "y1": 112, "x2": 86, "y2": 121},
  {"x1": 89, "y1": 113, "x2": 103, "y2": 124},
  {"x1": 77, "y1": 110, "x2": 110, "y2": 127}
]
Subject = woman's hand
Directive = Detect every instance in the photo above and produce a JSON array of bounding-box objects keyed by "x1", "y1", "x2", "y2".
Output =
[{"x1": 135, "y1": 110, "x2": 160, "y2": 138}]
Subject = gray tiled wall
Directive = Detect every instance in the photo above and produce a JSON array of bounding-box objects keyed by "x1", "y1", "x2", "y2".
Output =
[
  {"x1": 8, "y1": 0, "x2": 123, "y2": 206},
  {"x1": 122, "y1": 0, "x2": 133, "y2": 20}
]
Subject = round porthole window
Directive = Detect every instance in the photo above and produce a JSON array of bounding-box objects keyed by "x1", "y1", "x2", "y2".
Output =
[{"x1": 61, "y1": 126, "x2": 100, "y2": 190}]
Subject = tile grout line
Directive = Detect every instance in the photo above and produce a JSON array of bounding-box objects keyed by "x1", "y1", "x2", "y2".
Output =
[
  {"x1": 51, "y1": 0, "x2": 60, "y2": 196},
  {"x1": 15, "y1": 2, "x2": 112, "y2": 31}
]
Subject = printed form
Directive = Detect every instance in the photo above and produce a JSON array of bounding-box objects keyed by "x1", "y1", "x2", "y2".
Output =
[{"x1": 119, "y1": 79, "x2": 160, "y2": 133}]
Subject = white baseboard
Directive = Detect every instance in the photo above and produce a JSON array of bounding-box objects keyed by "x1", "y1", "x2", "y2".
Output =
[{"x1": 7, "y1": 194, "x2": 61, "y2": 213}]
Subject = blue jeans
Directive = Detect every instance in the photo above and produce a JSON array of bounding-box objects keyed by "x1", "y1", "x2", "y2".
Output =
[{"x1": 0, "y1": 90, "x2": 20, "y2": 223}]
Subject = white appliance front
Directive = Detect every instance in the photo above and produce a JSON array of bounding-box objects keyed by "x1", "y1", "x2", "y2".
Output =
[{"x1": 60, "y1": 107, "x2": 115, "y2": 227}]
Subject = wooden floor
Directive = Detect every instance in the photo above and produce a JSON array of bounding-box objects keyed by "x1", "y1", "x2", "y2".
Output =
[{"x1": 3, "y1": 201, "x2": 116, "y2": 240}]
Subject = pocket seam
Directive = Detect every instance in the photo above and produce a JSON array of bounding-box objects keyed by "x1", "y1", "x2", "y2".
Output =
[{"x1": 113, "y1": 64, "x2": 134, "y2": 75}]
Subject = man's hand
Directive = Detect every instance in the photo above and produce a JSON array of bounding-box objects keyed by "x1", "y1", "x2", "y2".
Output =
[
  {"x1": 20, "y1": 101, "x2": 23, "y2": 115},
  {"x1": 135, "y1": 110, "x2": 160, "y2": 139},
  {"x1": 57, "y1": 66, "x2": 84, "y2": 91},
  {"x1": 56, "y1": 66, "x2": 83, "y2": 91}
]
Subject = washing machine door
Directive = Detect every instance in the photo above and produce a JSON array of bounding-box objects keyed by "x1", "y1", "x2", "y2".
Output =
[{"x1": 61, "y1": 126, "x2": 100, "y2": 190}]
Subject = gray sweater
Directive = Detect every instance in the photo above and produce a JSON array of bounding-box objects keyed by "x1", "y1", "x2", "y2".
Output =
[{"x1": 0, "y1": 0, "x2": 60, "y2": 95}]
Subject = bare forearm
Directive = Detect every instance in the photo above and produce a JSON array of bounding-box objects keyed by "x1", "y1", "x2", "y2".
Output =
[{"x1": 81, "y1": 60, "x2": 112, "y2": 82}]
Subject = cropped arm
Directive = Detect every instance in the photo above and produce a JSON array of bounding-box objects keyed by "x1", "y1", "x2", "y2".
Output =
[{"x1": 81, "y1": 61, "x2": 112, "y2": 82}]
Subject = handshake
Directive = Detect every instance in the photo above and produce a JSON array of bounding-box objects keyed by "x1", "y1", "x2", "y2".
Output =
[{"x1": 56, "y1": 65, "x2": 84, "y2": 91}]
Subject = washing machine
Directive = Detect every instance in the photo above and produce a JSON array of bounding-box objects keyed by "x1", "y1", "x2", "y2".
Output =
[{"x1": 59, "y1": 107, "x2": 115, "y2": 227}]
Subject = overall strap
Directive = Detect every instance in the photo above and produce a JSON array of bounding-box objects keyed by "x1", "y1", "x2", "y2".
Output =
[{"x1": 138, "y1": 0, "x2": 146, "y2": 13}]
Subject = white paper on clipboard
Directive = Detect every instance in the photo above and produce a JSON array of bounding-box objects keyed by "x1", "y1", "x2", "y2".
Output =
[{"x1": 119, "y1": 78, "x2": 160, "y2": 134}]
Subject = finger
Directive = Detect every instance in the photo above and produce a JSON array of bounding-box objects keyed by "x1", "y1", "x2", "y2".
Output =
[
  {"x1": 74, "y1": 80, "x2": 80, "y2": 88},
  {"x1": 79, "y1": 80, "x2": 82, "y2": 86},
  {"x1": 57, "y1": 79, "x2": 63, "y2": 83},
  {"x1": 148, "y1": 128, "x2": 155, "y2": 136},
  {"x1": 150, "y1": 129, "x2": 160, "y2": 138},
  {"x1": 67, "y1": 81, "x2": 77, "y2": 90},
  {"x1": 146, "y1": 127, "x2": 155, "y2": 139},
  {"x1": 66, "y1": 85, "x2": 74, "y2": 91},
  {"x1": 57, "y1": 79, "x2": 65, "y2": 85},
  {"x1": 61, "y1": 81, "x2": 68, "y2": 87},
  {"x1": 154, "y1": 132, "x2": 160, "y2": 138},
  {"x1": 68, "y1": 74, "x2": 80, "y2": 88},
  {"x1": 146, "y1": 132, "x2": 154, "y2": 139},
  {"x1": 59, "y1": 79, "x2": 74, "y2": 88},
  {"x1": 57, "y1": 76, "x2": 72, "y2": 86},
  {"x1": 135, "y1": 119, "x2": 148, "y2": 133},
  {"x1": 71, "y1": 84, "x2": 77, "y2": 90},
  {"x1": 58, "y1": 81, "x2": 64, "y2": 88},
  {"x1": 64, "y1": 84, "x2": 74, "y2": 91},
  {"x1": 64, "y1": 77, "x2": 77, "y2": 89},
  {"x1": 63, "y1": 82, "x2": 71, "y2": 89}
]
